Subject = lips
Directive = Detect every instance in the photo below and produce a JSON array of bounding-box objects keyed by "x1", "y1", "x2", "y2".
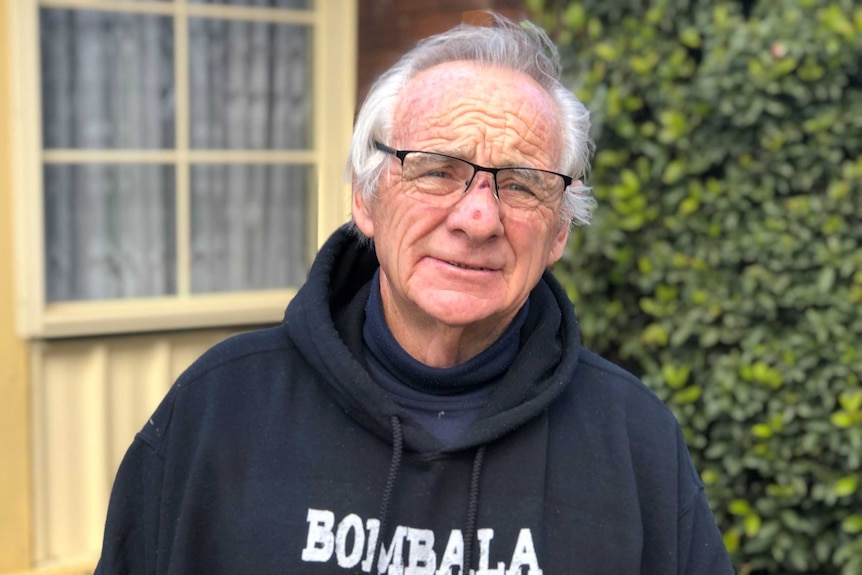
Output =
[{"x1": 446, "y1": 260, "x2": 493, "y2": 272}]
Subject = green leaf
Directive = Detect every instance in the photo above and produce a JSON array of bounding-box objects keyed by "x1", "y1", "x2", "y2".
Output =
[
  {"x1": 679, "y1": 196, "x2": 700, "y2": 215},
  {"x1": 630, "y1": 53, "x2": 659, "y2": 75},
  {"x1": 562, "y1": 3, "x2": 586, "y2": 29},
  {"x1": 839, "y1": 390, "x2": 862, "y2": 413},
  {"x1": 662, "y1": 160, "x2": 687, "y2": 185},
  {"x1": 842, "y1": 515, "x2": 862, "y2": 534},
  {"x1": 637, "y1": 256, "x2": 653, "y2": 275},
  {"x1": 819, "y1": 4, "x2": 854, "y2": 36},
  {"x1": 713, "y1": 5, "x2": 729, "y2": 26},
  {"x1": 817, "y1": 267, "x2": 836, "y2": 293},
  {"x1": 656, "y1": 284, "x2": 678, "y2": 302},
  {"x1": 831, "y1": 411, "x2": 856, "y2": 428},
  {"x1": 834, "y1": 475, "x2": 859, "y2": 497},
  {"x1": 679, "y1": 27, "x2": 701, "y2": 48},
  {"x1": 752, "y1": 423, "x2": 773, "y2": 439},
  {"x1": 752, "y1": 361, "x2": 784, "y2": 389},
  {"x1": 723, "y1": 528, "x2": 740, "y2": 553},
  {"x1": 642, "y1": 323, "x2": 669, "y2": 347},
  {"x1": 673, "y1": 385, "x2": 702, "y2": 404},
  {"x1": 766, "y1": 484, "x2": 796, "y2": 499},
  {"x1": 745, "y1": 513, "x2": 762, "y2": 538},
  {"x1": 662, "y1": 364, "x2": 691, "y2": 389},
  {"x1": 729, "y1": 499, "x2": 752, "y2": 516},
  {"x1": 701, "y1": 469, "x2": 719, "y2": 486},
  {"x1": 594, "y1": 42, "x2": 618, "y2": 61}
]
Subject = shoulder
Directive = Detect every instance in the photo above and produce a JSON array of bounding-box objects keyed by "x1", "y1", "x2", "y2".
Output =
[
  {"x1": 179, "y1": 324, "x2": 293, "y2": 383},
  {"x1": 561, "y1": 347, "x2": 693, "y2": 468},
  {"x1": 136, "y1": 324, "x2": 295, "y2": 448},
  {"x1": 567, "y1": 346, "x2": 703, "y2": 484},
  {"x1": 573, "y1": 347, "x2": 676, "y2": 422}
]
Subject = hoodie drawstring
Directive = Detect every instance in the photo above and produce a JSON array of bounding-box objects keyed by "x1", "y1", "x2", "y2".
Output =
[
  {"x1": 371, "y1": 416, "x2": 487, "y2": 575},
  {"x1": 463, "y1": 445, "x2": 486, "y2": 574},
  {"x1": 372, "y1": 415, "x2": 404, "y2": 572}
]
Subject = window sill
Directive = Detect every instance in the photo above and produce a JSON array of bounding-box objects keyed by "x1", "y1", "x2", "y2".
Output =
[{"x1": 17, "y1": 289, "x2": 296, "y2": 339}]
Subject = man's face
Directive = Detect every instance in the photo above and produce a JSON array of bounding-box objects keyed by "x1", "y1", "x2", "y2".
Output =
[{"x1": 353, "y1": 61, "x2": 570, "y2": 360}]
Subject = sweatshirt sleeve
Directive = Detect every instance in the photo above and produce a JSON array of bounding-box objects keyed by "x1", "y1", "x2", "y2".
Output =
[
  {"x1": 676, "y1": 426, "x2": 735, "y2": 575},
  {"x1": 678, "y1": 488, "x2": 735, "y2": 574},
  {"x1": 94, "y1": 435, "x2": 165, "y2": 575}
]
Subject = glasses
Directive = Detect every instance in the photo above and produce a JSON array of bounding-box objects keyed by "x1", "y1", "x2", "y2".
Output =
[{"x1": 375, "y1": 142, "x2": 572, "y2": 210}]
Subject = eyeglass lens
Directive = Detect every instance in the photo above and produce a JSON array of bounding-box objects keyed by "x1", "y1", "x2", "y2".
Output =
[{"x1": 399, "y1": 152, "x2": 563, "y2": 209}]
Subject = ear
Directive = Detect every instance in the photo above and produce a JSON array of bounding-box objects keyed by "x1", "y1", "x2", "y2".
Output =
[
  {"x1": 352, "y1": 186, "x2": 375, "y2": 238},
  {"x1": 547, "y1": 222, "x2": 570, "y2": 266}
]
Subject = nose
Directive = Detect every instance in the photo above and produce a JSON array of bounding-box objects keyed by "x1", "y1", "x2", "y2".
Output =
[
  {"x1": 463, "y1": 167, "x2": 499, "y2": 199},
  {"x1": 446, "y1": 172, "x2": 504, "y2": 240}
]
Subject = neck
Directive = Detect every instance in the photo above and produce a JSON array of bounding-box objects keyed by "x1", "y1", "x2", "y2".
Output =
[
  {"x1": 389, "y1": 320, "x2": 504, "y2": 368},
  {"x1": 378, "y1": 289, "x2": 515, "y2": 369}
]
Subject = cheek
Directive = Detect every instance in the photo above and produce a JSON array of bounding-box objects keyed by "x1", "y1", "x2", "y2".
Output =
[
  {"x1": 373, "y1": 204, "x2": 434, "y2": 264},
  {"x1": 508, "y1": 216, "x2": 562, "y2": 266}
]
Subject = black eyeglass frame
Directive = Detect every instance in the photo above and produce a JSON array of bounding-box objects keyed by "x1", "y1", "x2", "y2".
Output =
[{"x1": 374, "y1": 142, "x2": 573, "y2": 202}]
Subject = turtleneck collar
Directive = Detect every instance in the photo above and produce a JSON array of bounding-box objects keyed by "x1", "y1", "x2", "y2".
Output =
[{"x1": 363, "y1": 270, "x2": 528, "y2": 395}]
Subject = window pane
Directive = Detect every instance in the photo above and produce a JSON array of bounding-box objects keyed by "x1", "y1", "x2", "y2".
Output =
[
  {"x1": 189, "y1": 18, "x2": 312, "y2": 149},
  {"x1": 40, "y1": 9, "x2": 175, "y2": 149},
  {"x1": 189, "y1": 0, "x2": 312, "y2": 8},
  {"x1": 191, "y1": 164, "x2": 309, "y2": 293},
  {"x1": 44, "y1": 165, "x2": 177, "y2": 302}
]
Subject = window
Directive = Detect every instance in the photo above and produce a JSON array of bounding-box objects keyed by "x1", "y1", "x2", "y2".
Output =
[{"x1": 10, "y1": 0, "x2": 356, "y2": 337}]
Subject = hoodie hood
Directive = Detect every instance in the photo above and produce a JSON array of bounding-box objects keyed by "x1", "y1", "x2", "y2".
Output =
[{"x1": 283, "y1": 224, "x2": 582, "y2": 454}]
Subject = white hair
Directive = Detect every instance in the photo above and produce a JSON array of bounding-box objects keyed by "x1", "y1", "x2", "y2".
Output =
[{"x1": 347, "y1": 13, "x2": 596, "y2": 227}]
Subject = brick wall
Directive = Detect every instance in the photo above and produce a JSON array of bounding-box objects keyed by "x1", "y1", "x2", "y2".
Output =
[{"x1": 356, "y1": 0, "x2": 527, "y2": 106}]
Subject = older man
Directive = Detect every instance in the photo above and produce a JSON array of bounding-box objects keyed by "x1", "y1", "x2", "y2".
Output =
[{"x1": 96, "y1": 13, "x2": 734, "y2": 575}]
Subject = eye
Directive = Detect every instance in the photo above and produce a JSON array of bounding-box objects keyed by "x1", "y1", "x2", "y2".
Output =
[
  {"x1": 405, "y1": 155, "x2": 465, "y2": 182},
  {"x1": 497, "y1": 170, "x2": 539, "y2": 197},
  {"x1": 422, "y1": 166, "x2": 459, "y2": 180}
]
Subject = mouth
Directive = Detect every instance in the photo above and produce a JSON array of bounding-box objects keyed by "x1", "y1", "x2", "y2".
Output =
[{"x1": 446, "y1": 261, "x2": 494, "y2": 272}]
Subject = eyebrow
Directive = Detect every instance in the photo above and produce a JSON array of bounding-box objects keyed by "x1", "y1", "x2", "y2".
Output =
[{"x1": 433, "y1": 144, "x2": 473, "y2": 159}]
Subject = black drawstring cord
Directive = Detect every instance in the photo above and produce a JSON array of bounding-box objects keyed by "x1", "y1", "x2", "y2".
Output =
[
  {"x1": 370, "y1": 417, "x2": 486, "y2": 575},
  {"x1": 371, "y1": 415, "x2": 403, "y2": 574},
  {"x1": 463, "y1": 445, "x2": 486, "y2": 574}
]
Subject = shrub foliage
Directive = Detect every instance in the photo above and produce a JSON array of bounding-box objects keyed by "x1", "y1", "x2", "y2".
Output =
[{"x1": 530, "y1": 0, "x2": 862, "y2": 572}]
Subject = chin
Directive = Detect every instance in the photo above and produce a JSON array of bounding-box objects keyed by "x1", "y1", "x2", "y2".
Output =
[{"x1": 417, "y1": 294, "x2": 505, "y2": 328}]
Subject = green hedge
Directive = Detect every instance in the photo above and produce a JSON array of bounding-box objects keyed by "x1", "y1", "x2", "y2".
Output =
[{"x1": 529, "y1": 0, "x2": 862, "y2": 572}]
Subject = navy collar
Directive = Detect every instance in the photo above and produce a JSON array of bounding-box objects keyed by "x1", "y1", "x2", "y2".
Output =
[{"x1": 363, "y1": 270, "x2": 528, "y2": 395}]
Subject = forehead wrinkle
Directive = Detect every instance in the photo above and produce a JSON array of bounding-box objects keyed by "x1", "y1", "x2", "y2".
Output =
[
  {"x1": 501, "y1": 108, "x2": 557, "y2": 167},
  {"x1": 402, "y1": 106, "x2": 558, "y2": 169},
  {"x1": 393, "y1": 63, "x2": 562, "y2": 169}
]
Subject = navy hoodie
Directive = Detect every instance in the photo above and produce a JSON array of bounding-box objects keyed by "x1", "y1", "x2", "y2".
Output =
[{"x1": 95, "y1": 224, "x2": 734, "y2": 575}]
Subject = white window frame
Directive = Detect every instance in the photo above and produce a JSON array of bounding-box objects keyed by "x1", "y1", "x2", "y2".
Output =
[{"x1": 9, "y1": 0, "x2": 356, "y2": 338}]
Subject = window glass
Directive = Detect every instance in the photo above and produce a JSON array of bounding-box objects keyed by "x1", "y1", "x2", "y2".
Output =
[
  {"x1": 190, "y1": 164, "x2": 310, "y2": 293},
  {"x1": 40, "y1": 9, "x2": 175, "y2": 149},
  {"x1": 23, "y1": 0, "x2": 348, "y2": 331},
  {"x1": 44, "y1": 164, "x2": 177, "y2": 302},
  {"x1": 189, "y1": 18, "x2": 312, "y2": 149}
]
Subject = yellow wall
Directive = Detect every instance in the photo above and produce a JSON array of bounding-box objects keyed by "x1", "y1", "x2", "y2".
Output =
[{"x1": 0, "y1": 0, "x2": 34, "y2": 570}]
